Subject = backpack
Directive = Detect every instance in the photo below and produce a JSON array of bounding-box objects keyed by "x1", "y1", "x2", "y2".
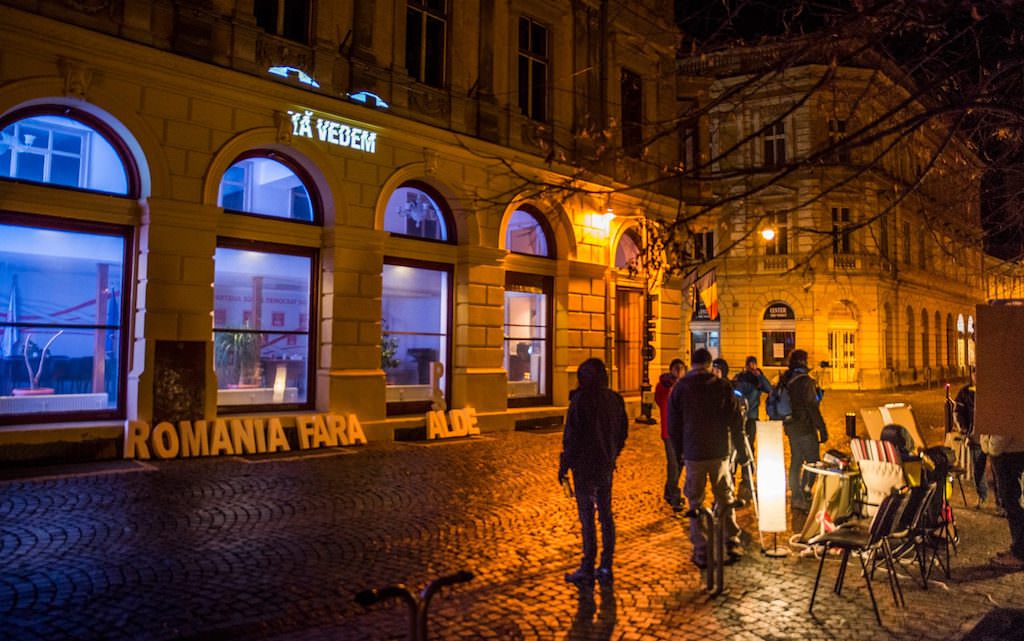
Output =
[{"x1": 766, "y1": 373, "x2": 806, "y2": 420}]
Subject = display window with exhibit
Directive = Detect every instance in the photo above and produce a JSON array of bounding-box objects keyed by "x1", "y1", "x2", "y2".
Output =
[
  {"x1": 217, "y1": 152, "x2": 317, "y2": 223},
  {"x1": 213, "y1": 243, "x2": 316, "y2": 411}
]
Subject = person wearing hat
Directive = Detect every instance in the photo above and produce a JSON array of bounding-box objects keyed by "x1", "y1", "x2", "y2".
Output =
[{"x1": 778, "y1": 349, "x2": 828, "y2": 512}]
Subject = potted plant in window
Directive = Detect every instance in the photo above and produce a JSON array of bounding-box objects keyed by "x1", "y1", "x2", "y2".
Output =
[
  {"x1": 12, "y1": 331, "x2": 63, "y2": 396},
  {"x1": 215, "y1": 328, "x2": 263, "y2": 388}
]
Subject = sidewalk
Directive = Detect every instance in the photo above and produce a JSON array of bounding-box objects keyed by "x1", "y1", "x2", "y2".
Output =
[{"x1": 1, "y1": 388, "x2": 1021, "y2": 641}]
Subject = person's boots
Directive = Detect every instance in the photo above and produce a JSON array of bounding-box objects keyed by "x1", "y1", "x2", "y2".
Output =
[{"x1": 564, "y1": 566, "x2": 594, "y2": 584}]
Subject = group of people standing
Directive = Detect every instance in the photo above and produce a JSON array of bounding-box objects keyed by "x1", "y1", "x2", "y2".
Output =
[{"x1": 557, "y1": 348, "x2": 828, "y2": 583}]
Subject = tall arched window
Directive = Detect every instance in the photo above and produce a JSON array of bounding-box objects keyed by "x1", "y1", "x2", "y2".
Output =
[
  {"x1": 504, "y1": 207, "x2": 552, "y2": 257},
  {"x1": 0, "y1": 108, "x2": 137, "y2": 196},
  {"x1": 956, "y1": 314, "x2": 966, "y2": 368},
  {"x1": 614, "y1": 229, "x2": 643, "y2": 393},
  {"x1": 883, "y1": 303, "x2": 893, "y2": 369},
  {"x1": 934, "y1": 311, "x2": 942, "y2": 370},
  {"x1": 383, "y1": 182, "x2": 453, "y2": 242},
  {"x1": 946, "y1": 314, "x2": 955, "y2": 367},
  {"x1": 218, "y1": 152, "x2": 317, "y2": 223},
  {"x1": 921, "y1": 308, "x2": 929, "y2": 368},
  {"x1": 615, "y1": 229, "x2": 641, "y2": 269},
  {"x1": 906, "y1": 306, "x2": 916, "y2": 368}
]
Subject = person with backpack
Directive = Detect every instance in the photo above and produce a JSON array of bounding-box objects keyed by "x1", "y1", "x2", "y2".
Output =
[
  {"x1": 770, "y1": 349, "x2": 828, "y2": 512},
  {"x1": 667, "y1": 348, "x2": 747, "y2": 569},
  {"x1": 655, "y1": 358, "x2": 686, "y2": 512},
  {"x1": 733, "y1": 356, "x2": 773, "y2": 501}
]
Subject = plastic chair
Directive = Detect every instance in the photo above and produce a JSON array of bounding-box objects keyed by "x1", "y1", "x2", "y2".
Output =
[{"x1": 809, "y1": 490, "x2": 908, "y2": 624}]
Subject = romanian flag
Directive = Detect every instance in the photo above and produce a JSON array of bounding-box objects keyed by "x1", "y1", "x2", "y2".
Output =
[{"x1": 696, "y1": 269, "x2": 719, "y2": 320}]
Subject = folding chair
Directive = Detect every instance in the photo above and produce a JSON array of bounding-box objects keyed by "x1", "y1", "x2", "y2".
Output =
[
  {"x1": 883, "y1": 483, "x2": 938, "y2": 589},
  {"x1": 850, "y1": 438, "x2": 906, "y2": 516},
  {"x1": 809, "y1": 490, "x2": 908, "y2": 624}
]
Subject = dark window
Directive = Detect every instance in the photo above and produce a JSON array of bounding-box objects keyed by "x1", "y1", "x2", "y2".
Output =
[
  {"x1": 406, "y1": 0, "x2": 447, "y2": 88},
  {"x1": 0, "y1": 215, "x2": 131, "y2": 424},
  {"x1": 254, "y1": 0, "x2": 310, "y2": 44},
  {"x1": 621, "y1": 69, "x2": 643, "y2": 158},
  {"x1": 693, "y1": 230, "x2": 714, "y2": 261},
  {"x1": 828, "y1": 119, "x2": 850, "y2": 162},
  {"x1": 214, "y1": 241, "x2": 316, "y2": 411},
  {"x1": 517, "y1": 17, "x2": 549, "y2": 122},
  {"x1": 902, "y1": 221, "x2": 912, "y2": 264},
  {"x1": 763, "y1": 120, "x2": 786, "y2": 167},
  {"x1": 831, "y1": 207, "x2": 852, "y2": 254},
  {"x1": 879, "y1": 214, "x2": 890, "y2": 259}
]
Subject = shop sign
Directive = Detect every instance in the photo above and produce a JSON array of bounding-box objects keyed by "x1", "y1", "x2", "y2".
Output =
[
  {"x1": 764, "y1": 303, "x2": 795, "y2": 320},
  {"x1": 288, "y1": 110, "x2": 377, "y2": 154},
  {"x1": 124, "y1": 413, "x2": 367, "y2": 460},
  {"x1": 426, "y1": 407, "x2": 481, "y2": 440}
]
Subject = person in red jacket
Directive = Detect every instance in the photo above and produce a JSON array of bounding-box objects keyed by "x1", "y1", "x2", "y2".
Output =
[{"x1": 655, "y1": 358, "x2": 686, "y2": 512}]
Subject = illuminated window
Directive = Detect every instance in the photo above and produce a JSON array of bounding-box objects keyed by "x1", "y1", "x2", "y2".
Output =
[
  {"x1": 518, "y1": 17, "x2": 549, "y2": 122},
  {"x1": 761, "y1": 303, "x2": 795, "y2": 367},
  {"x1": 254, "y1": 0, "x2": 310, "y2": 43},
  {"x1": 765, "y1": 212, "x2": 788, "y2": 255},
  {"x1": 383, "y1": 183, "x2": 451, "y2": 241},
  {"x1": 213, "y1": 243, "x2": 314, "y2": 410},
  {"x1": 0, "y1": 112, "x2": 131, "y2": 195},
  {"x1": 0, "y1": 218, "x2": 129, "y2": 423},
  {"x1": 218, "y1": 154, "x2": 316, "y2": 223},
  {"x1": 615, "y1": 229, "x2": 641, "y2": 269},
  {"x1": 406, "y1": 0, "x2": 447, "y2": 87},
  {"x1": 505, "y1": 208, "x2": 551, "y2": 257},
  {"x1": 382, "y1": 260, "x2": 451, "y2": 414},
  {"x1": 504, "y1": 273, "x2": 551, "y2": 404}
]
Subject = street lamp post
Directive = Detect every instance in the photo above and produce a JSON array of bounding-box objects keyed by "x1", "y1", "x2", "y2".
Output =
[{"x1": 637, "y1": 217, "x2": 657, "y2": 425}]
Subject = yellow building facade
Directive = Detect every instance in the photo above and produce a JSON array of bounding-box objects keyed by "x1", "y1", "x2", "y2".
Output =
[{"x1": 0, "y1": 1, "x2": 691, "y2": 453}]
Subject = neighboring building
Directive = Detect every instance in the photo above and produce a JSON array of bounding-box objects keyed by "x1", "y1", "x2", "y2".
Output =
[
  {"x1": 0, "y1": 1, "x2": 687, "y2": 450},
  {"x1": 678, "y1": 40, "x2": 1003, "y2": 389}
]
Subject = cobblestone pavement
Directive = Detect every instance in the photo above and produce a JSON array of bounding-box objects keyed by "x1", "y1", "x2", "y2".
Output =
[{"x1": 2, "y1": 388, "x2": 1023, "y2": 641}]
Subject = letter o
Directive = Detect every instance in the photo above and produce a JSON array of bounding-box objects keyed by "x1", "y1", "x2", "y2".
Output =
[{"x1": 152, "y1": 422, "x2": 180, "y2": 459}]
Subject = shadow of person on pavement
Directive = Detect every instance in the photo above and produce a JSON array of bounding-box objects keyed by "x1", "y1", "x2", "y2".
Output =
[{"x1": 566, "y1": 582, "x2": 616, "y2": 640}]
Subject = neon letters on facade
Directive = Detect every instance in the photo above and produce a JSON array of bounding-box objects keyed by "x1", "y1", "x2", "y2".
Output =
[{"x1": 287, "y1": 110, "x2": 377, "y2": 154}]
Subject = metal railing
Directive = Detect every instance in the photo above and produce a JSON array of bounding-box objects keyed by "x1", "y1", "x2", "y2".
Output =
[{"x1": 355, "y1": 570, "x2": 474, "y2": 641}]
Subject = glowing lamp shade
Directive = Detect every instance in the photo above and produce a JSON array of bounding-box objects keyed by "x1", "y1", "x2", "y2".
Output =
[
  {"x1": 760, "y1": 228, "x2": 777, "y2": 241},
  {"x1": 756, "y1": 420, "x2": 788, "y2": 532}
]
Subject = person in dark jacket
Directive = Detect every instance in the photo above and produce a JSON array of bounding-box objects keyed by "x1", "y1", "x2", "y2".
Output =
[
  {"x1": 956, "y1": 368, "x2": 997, "y2": 509},
  {"x1": 655, "y1": 358, "x2": 686, "y2": 512},
  {"x1": 779, "y1": 349, "x2": 828, "y2": 511},
  {"x1": 559, "y1": 358, "x2": 628, "y2": 586},
  {"x1": 667, "y1": 348, "x2": 746, "y2": 568},
  {"x1": 733, "y1": 356, "x2": 772, "y2": 500}
]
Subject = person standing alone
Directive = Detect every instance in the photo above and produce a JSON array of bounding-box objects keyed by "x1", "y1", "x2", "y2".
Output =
[
  {"x1": 559, "y1": 358, "x2": 628, "y2": 585},
  {"x1": 655, "y1": 358, "x2": 686, "y2": 512},
  {"x1": 668, "y1": 348, "x2": 746, "y2": 568},
  {"x1": 777, "y1": 349, "x2": 828, "y2": 512}
]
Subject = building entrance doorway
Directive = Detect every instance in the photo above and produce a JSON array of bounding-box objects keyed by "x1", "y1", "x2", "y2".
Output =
[{"x1": 828, "y1": 329, "x2": 857, "y2": 386}]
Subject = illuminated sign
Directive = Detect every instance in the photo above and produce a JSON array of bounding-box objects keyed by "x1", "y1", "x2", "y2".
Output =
[
  {"x1": 124, "y1": 413, "x2": 367, "y2": 460},
  {"x1": 346, "y1": 91, "x2": 390, "y2": 109},
  {"x1": 268, "y1": 66, "x2": 321, "y2": 88},
  {"x1": 288, "y1": 110, "x2": 377, "y2": 154}
]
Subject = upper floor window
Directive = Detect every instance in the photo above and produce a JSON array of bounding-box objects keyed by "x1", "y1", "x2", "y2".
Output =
[
  {"x1": 0, "y1": 110, "x2": 134, "y2": 196},
  {"x1": 621, "y1": 69, "x2": 643, "y2": 158},
  {"x1": 254, "y1": 0, "x2": 310, "y2": 44},
  {"x1": 0, "y1": 216, "x2": 130, "y2": 424},
  {"x1": 831, "y1": 207, "x2": 852, "y2": 254},
  {"x1": 218, "y1": 154, "x2": 317, "y2": 223},
  {"x1": 383, "y1": 182, "x2": 453, "y2": 242},
  {"x1": 918, "y1": 232, "x2": 928, "y2": 270},
  {"x1": 505, "y1": 208, "x2": 552, "y2": 257},
  {"x1": 693, "y1": 230, "x2": 714, "y2": 261},
  {"x1": 518, "y1": 17, "x2": 549, "y2": 122},
  {"x1": 406, "y1": 0, "x2": 447, "y2": 88},
  {"x1": 765, "y1": 212, "x2": 789, "y2": 256},
  {"x1": 828, "y1": 119, "x2": 850, "y2": 162},
  {"x1": 902, "y1": 221, "x2": 912, "y2": 264},
  {"x1": 878, "y1": 214, "x2": 891, "y2": 259},
  {"x1": 763, "y1": 120, "x2": 786, "y2": 167}
]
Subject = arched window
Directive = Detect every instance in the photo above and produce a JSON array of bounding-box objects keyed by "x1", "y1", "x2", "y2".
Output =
[
  {"x1": 921, "y1": 308, "x2": 929, "y2": 368},
  {"x1": 383, "y1": 182, "x2": 452, "y2": 241},
  {"x1": 504, "y1": 207, "x2": 552, "y2": 257},
  {"x1": 957, "y1": 314, "x2": 966, "y2": 368},
  {"x1": 906, "y1": 306, "x2": 916, "y2": 368},
  {"x1": 762, "y1": 303, "x2": 796, "y2": 367},
  {"x1": 934, "y1": 311, "x2": 942, "y2": 369},
  {"x1": 883, "y1": 303, "x2": 893, "y2": 369},
  {"x1": 218, "y1": 153, "x2": 317, "y2": 222},
  {"x1": 615, "y1": 229, "x2": 641, "y2": 269},
  {"x1": 946, "y1": 314, "x2": 955, "y2": 367},
  {"x1": 0, "y1": 108, "x2": 136, "y2": 196}
]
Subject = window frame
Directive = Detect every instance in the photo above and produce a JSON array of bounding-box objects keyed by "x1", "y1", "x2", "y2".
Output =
[
  {"x1": 0, "y1": 106, "x2": 140, "y2": 198},
  {"x1": 218, "y1": 150, "x2": 322, "y2": 226},
  {"x1": 762, "y1": 120, "x2": 786, "y2": 167},
  {"x1": 382, "y1": 256, "x2": 454, "y2": 416},
  {"x1": 504, "y1": 271, "x2": 553, "y2": 407},
  {"x1": 621, "y1": 68, "x2": 644, "y2": 158},
  {"x1": 764, "y1": 211, "x2": 789, "y2": 256},
  {"x1": 828, "y1": 118, "x2": 850, "y2": 163},
  {"x1": 831, "y1": 206, "x2": 852, "y2": 254},
  {"x1": 0, "y1": 211, "x2": 133, "y2": 426},
  {"x1": 383, "y1": 180, "x2": 457, "y2": 245},
  {"x1": 504, "y1": 206, "x2": 554, "y2": 258},
  {"x1": 406, "y1": 0, "x2": 448, "y2": 88},
  {"x1": 213, "y1": 237, "x2": 318, "y2": 414},
  {"x1": 517, "y1": 16, "x2": 550, "y2": 123},
  {"x1": 254, "y1": 0, "x2": 311, "y2": 44}
]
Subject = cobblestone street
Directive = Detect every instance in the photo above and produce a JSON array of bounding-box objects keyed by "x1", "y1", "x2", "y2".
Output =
[{"x1": 2, "y1": 388, "x2": 1022, "y2": 640}]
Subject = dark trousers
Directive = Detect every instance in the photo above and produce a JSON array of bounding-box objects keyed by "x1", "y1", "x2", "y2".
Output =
[
  {"x1": 992, "y1": 452, "x2": 1024, "y2": 559},
  {"x1": 787, "y1": 431, "x2": 820, "y2": 510},
  {"x1": 969, "y1": 441, "x2": 989, "y2": 502},
  {"x1": 738, "y1": 417, "x2": 758, "y2": 493},
  {"x1": 574, "y1": 477, "x2": 615, "y2": 571},
  {"x1": 663, "y1": 438, "x2": 682, "y2": 508}
]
